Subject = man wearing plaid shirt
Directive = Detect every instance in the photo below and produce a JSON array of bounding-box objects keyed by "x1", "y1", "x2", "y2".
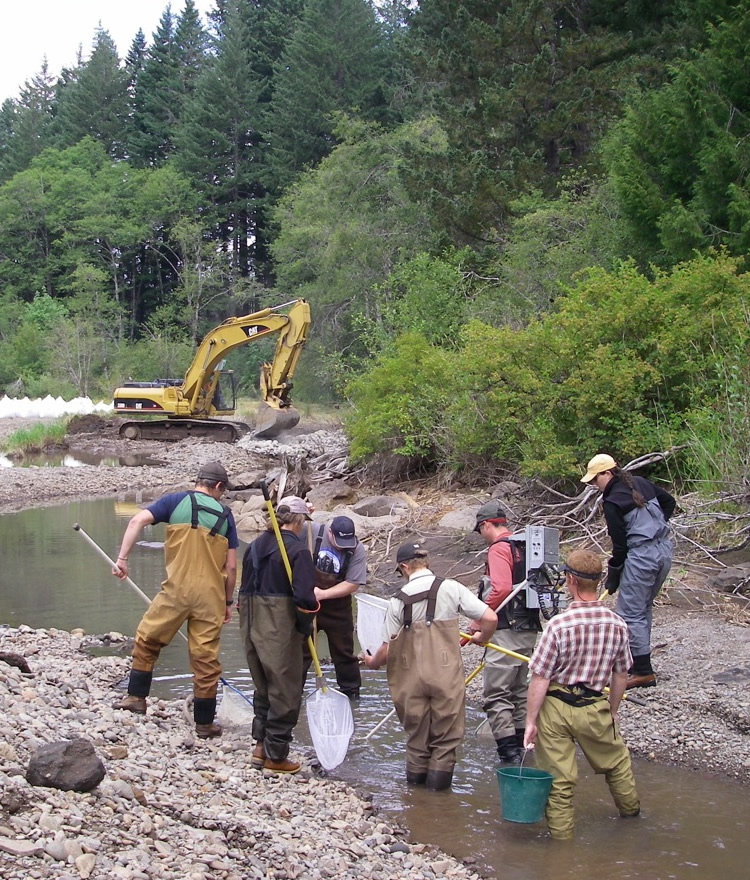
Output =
[{"x1": 524, "y1": 548, "x2": 640, "y2": 839}]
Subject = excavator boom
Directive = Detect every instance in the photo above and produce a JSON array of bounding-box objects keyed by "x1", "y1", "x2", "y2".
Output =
[{"x1": 113, "y1": 299, "x2": 311, "y2": 441}]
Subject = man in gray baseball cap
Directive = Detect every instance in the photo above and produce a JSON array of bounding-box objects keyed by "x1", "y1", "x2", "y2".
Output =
[{"x1": 470, "y1": 500, "x2": 542, "y2": 763}]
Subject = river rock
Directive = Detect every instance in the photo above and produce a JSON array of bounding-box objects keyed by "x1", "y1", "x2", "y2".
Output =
[
  {"x1": 707, "y1": 563, "x2": 750, "y2": 593},
  {"x1": 352, "y1": 495, "x2": 410, "y2": 517},
  {"x1": 306, "y1": 479, "x2": 358, "y2": 510},
  {"x1": 26, "y1": 738, "x2": 106, "y2": 792},
  {"x1": 438, "y1": 507, "x2": 478, "y2": 532}
]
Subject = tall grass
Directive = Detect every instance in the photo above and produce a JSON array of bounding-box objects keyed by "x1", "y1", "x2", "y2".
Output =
[
  {"x1": 1, "y1": 421, "x2": 68, "y2": 455},
  {"x1": 681, "y1": 332, "x2": 750, "y2": 494}
]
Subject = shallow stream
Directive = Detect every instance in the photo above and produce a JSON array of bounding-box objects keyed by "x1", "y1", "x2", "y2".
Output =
[{"x1": 0, "y1": 499, "x2": 748, "y2": 879}]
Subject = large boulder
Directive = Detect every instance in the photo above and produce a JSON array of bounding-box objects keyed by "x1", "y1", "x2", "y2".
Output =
[
  {"x1": 26, "y1": 738, "x2": 105, "y2": 792},
  {"x1": 352, "y1": 495, "x2": 410, "y2": 518},
  {"x1": 438, "y1": 506, "x2": 479, "y2": 533},
  {"x1": 306, "y1": 480, "x2": 358, "y2": 511},
  {"x1": 707, "y1": 563, "x2": 750, "y2": 594}
]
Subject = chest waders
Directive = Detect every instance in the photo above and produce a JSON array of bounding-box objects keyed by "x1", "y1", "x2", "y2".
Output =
[
  {"x1": 303, "y1": 525, "x2": 360, "y2": 698},
  {"x1": 386, "y1": 578, "x2": 465, "y2": 788},
  {"x1": 131, "y1": 492, "x2": 230, "y2": 724},
  {"x1": 535, "y1": 684, "x2": 640, "y2": 839},
  {"x1": 617, "y1": 497, "x2": 673, "y2": 661}
]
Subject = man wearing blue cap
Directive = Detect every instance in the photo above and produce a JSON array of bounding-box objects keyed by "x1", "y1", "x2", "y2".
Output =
[{"x1": 303, "y1": 515, "x2": 367, "y2": 699}]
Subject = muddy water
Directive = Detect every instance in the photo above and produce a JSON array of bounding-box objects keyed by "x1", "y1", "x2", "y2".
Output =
[{"x1": 1, "y1": 500, "x2": 748, "y2": 879}]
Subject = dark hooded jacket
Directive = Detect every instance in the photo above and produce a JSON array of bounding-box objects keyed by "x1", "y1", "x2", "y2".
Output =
[{"x1": 239, "y1": 529, "x2": 317, "y2": 610}]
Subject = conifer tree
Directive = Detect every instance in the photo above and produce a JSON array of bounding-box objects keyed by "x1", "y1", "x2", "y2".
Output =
[
  {"x1": 128, "y1": 9, "x2": 180, "y2": 166},
  {"x1": 53, "y1": 29, "x2": 130, "y2": 159},
  {"x1": 125, "y1": 29, "x2": 147, "y2": 91},
  {"x1": 175, "y1": 0, "x2": 265, "y2": 278},
  {"x1": 1, "y1": 61, "x2": 57, "y2": 180},
  {"x1": 266, "y1": 0, "x2": 391, "y2": 193}
]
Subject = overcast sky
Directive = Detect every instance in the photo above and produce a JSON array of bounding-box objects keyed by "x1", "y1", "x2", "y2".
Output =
[{"x1": 1, "y1": 1, "x2": 216, "y2": 102}]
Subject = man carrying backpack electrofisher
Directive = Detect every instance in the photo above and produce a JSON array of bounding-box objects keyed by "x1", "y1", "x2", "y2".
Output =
[
  {"x1": 302, "y1": 515, "x2": 367, "y2": 699},
  {"x1": 466, "y1": 501, "x2": 542, "y2": 763}
]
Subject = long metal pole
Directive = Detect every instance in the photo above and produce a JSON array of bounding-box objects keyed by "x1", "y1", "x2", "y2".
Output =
[{"x1": 72, "y1": 522, "x2": 188, "y2": 644}]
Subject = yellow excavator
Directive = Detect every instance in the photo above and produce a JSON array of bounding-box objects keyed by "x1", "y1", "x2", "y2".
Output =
[{"x1": 113, "y1": 299, "x2": 311, "y2": 442}]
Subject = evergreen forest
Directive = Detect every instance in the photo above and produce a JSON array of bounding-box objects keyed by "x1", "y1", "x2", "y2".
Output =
[{"x1": 1, "y1": 0, "x2": 748, "y2": 488}]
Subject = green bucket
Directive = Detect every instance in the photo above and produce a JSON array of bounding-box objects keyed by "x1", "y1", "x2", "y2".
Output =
[{"x1": 496, "y1": 766, "x2": 554, "y2": 824}]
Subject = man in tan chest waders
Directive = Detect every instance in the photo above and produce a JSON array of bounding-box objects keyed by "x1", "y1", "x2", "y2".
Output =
[
  {"x1": 363, "y1": 542, "x2": 497, "y2": 790},
  {"x1": 112, "y1": 461, "x2": 238, "y2": 739}
]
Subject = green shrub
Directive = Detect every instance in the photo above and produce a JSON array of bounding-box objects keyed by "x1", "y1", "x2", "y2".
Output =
[
  {"x1": 344, "y1": 332, "x2": 454, "y2": 464},
  {"x1": 346, "y1": 251, "x2": 750, "y2": 485}
]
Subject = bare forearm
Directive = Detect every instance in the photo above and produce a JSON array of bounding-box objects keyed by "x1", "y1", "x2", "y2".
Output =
[
  {"x1": 364, "y1": 641, "x2": 388, "y2": 669},
  {"x1": 525, "y1": 675, "x2": 550, "y2": 728},
  {"x1": 609, "y1": 671, "x2": 627, "y2": 716},
  {"x1": 478, "y1": 608, "x2": 498, "y2": 642},
  {"x1": 314, "y1": 580, "x2": 358, "y2": 602}
]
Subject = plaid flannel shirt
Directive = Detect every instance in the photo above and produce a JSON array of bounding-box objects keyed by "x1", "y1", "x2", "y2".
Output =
[{"x1": 529, "y1": 601, "x2": 631, "y2": 693}]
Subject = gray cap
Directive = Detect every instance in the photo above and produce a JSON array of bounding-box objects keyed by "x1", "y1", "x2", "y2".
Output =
[
  {"x1": 197, "y1": 461, "x2": 232, "y2": 489},
  {"x1": 473, "y1": 500, "x2": 508, "y2": 532}
]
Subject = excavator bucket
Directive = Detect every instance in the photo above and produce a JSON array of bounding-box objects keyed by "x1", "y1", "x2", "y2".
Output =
[{"x1": 255, "y1": 401, "x2": 301, "y2": 438}]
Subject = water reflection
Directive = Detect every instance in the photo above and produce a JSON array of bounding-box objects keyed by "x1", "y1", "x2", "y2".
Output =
[{"x1": 0, "y1": 499, "x2": 748, "y2": 880}]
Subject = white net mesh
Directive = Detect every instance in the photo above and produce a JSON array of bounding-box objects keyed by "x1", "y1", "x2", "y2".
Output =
[
  {"x1": 216, "y1": 680, "x2": 254, "y2": 728},
  {"x1": 306, "y1": 687, "x2": 354, "y2": 770},
  {"x1": 355, "y1": 593, "x2": 389, "y2": 656}
]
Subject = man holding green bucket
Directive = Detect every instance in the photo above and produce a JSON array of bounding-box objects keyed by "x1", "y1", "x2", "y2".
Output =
[{"x1": 524, "y1": 548, "x2": 640, "y2": 839}]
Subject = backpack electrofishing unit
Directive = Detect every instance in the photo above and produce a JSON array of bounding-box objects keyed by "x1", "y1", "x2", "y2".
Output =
[{"x1": 479, "y1": 525, "x2": 566, "y2": 628}]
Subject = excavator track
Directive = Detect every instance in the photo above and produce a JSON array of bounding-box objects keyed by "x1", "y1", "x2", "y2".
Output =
[{"x1": 119, "y1": 419, "x2": 249, "y2": 443}]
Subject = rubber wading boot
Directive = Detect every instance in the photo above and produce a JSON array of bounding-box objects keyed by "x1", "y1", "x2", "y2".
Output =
[
  {"x1": 627, "y1": 654, "x2": 656, "y2": 689},
  {"x1": 113, "y1": 695, "x2": 147, "y2": 715},
  {"x1": 425, "y1": 769, "x2": 453, "y2": 791},
  {"x1": 514, "y1": 728, "x2": 526, "y2": 750},
  {"x1": 406, "y1": 769, "x2": 428, "y2": 785},
  {"x1": 496, "y1": 735, "x2": 522, "y2": 764},
  {"x1": 195, "y1": 722, "x2": 222, "y2": 739},
  {"x1": 263, "y1": 757, "x2": 301, "y2": 774},
  {"x1": 251, "y1": 742, "x2": 266, "y2": 770}
]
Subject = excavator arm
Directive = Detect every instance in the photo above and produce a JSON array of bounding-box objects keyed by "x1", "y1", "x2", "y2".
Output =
[{"x1": 182, "y1": 299, "x2": 311, "y2": 416}]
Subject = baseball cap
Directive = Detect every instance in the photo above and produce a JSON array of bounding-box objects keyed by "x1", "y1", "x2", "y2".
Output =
[
  {"x1": 278, "y1": 495, "x2": 312, "y2": 520},
  {"x1": 330, "y1": 515, "x2": 357, "y2": 548},
  {"x1": 473, "y1": 500, "x2": 508, "y2": 532},
  {"x1": 196, "y1": 461, "x2": 233, "y2": 488},
  {"x1": 580, "y1": 453, "x2": 617, "y2": 484},
  {"x1": 396, "y1": 541, "x2": 428, "y2": 565}
]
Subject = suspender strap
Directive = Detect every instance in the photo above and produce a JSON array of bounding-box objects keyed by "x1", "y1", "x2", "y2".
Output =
[
  {"x1": 188, "y1": 491, "x2": 230, "y2": 537},
  {"x1": 313, "y1": 523, "x2": 325, "y2": 558},
  {"x1": 396, "y1": 577, "x2": 444, "y2": 629}
]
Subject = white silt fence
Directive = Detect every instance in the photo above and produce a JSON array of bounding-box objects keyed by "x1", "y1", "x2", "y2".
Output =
[{"x1": 0, "y1": 396, "x2": 113, "y2": 419}]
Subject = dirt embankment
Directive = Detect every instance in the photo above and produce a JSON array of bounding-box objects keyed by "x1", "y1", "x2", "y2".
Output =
[{"x1": 1, "y1": 415, "x2": 749, "y2": 786}]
